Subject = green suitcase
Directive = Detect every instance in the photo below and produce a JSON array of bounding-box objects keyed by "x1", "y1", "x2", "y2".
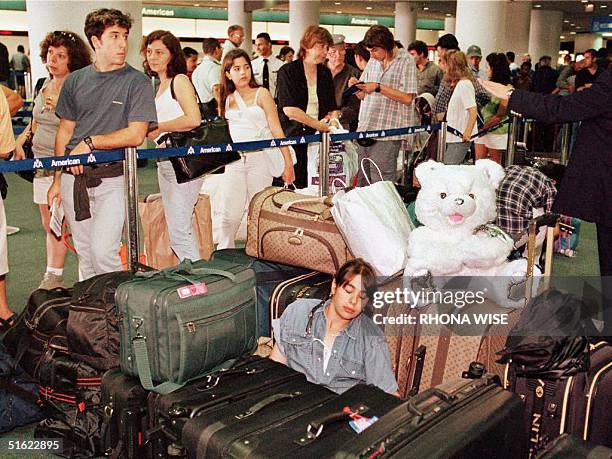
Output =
[{"x1": 117, "y1": 259, "x2": 257, "y2": 394}]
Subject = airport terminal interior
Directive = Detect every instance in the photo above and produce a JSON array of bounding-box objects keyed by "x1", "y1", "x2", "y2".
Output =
[{"x1": 0, "y1": 0, "x2": 610, "y2": 458}]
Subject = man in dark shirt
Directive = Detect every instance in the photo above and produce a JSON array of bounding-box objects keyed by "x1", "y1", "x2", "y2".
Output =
[
  {"x1": 575, "y1": 49, "x2": 602, "y2": 91},
  {"x1": 326, "y1": 34, "x2": 361, "y2": 131}
]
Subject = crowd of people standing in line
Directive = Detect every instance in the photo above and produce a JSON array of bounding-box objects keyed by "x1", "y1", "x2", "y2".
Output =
[{"x1": 0, "y1": 8, "x2": 610, "y2": 339}]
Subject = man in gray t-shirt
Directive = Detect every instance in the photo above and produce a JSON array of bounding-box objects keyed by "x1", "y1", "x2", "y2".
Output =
[{"x1": 48, "y1": 8, "x2": 157, "y2": 280}]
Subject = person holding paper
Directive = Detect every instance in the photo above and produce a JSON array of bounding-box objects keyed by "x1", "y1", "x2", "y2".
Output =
[{"x1": 14, "y1": 30, "x2": 91, "y2": 289}]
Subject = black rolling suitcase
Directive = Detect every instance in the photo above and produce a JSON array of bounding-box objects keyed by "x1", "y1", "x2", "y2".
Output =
[
  {"x1": 147, "y1": 355, "x2": 306, "y2": 458},
  {"x1": 179, "y1": 375, "x2": 336, "y2": 458},
  {"x1": 229, "y1": 384, "x2": 402, "y2": 459},
  {"x1": 535, "y1": 434, "x2": 612, "y2": 459},
  {"x1": 100, "y1": 369, "x2": 149, "y2": 459},
  {"x1": 211, "y1": 249, "x2": 311, "y2": 336},
  {"x1": 335, "y1": 374, "x2": 525, "y2": 459}
]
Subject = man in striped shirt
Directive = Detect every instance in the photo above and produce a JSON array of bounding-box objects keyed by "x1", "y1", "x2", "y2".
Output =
[{"x1": 350, "y1": 25, "x2": 417, "y2": 184}]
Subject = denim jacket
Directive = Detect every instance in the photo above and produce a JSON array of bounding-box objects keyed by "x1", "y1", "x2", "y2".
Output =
[{"x1": 273, "y1": 298, "x2": 398, "y2": 394}]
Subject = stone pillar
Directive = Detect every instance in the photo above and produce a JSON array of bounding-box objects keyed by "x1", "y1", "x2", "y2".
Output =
[
  {"x1": 395, "y1": 1, "x2": 417, "y2": 48},
  {"x1": 455, "y1": 0, "x2": 508, "y2": 57},
  {"x1": 444, "y1": 17, "x2": 456, "y2": 35},
  {"x1": 26, "y1": 0, "x2": 143, "y2": 83},
  {"x1": 504, "y1": 1, "x2": 531, "y2": 57},
  {"x1": 228, "y1": 0, "x2": 252, "y2": 56},
  {"x1": 289, "y1": 0, "x2": 320, "y2": 52},
  {"x1": 529, "y1": 9, "x2": 563, "y2": 67}
]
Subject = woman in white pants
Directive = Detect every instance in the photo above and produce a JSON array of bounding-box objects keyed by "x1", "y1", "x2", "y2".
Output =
[
  {"x1": 217, "y1": 49, "x2": 295, "y2": 249},
  {"x1": 143, "y1": 31, "x2": 202, "y2": 261}
]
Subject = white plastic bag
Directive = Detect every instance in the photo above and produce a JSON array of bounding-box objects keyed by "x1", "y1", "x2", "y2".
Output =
[{"x1": 331, "y1": 159, "x2": 414, "y2": 276}]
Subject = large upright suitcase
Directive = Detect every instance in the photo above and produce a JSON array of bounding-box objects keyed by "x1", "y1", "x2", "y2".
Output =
[
  {"x1": 147, "y1": 355, "x2": 305, "y2": 458},
  {"x1": 229, "y1": 384, "x2": 402, "y2": 458},
  {"x1": 180, "y1": 375, "x2": 336, "y2": 458},
  {"x1": 504, "y1": 340, "x2": 612, "y2": 454},
  {"x1": 117, "y1": 258, "x2": 258, "y2": 393},
  {"x1": 335, "y1": 374, "x2": 525, "y2": 459}
]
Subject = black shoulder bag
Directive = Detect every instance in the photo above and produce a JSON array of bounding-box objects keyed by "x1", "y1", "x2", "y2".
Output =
[
  {"x1": 14, "y1": 77, "x2": 46, "y2": 184},
  {"x1": 157, "y1": 76, "x2": 240, "y2": 183}
]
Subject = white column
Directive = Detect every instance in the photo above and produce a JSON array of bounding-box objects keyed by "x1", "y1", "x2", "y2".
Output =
[
  {"x1": 26, "y1": 0, "x2": 142, "y2": 84},
  {"x1": 395, "y1": 2, "x2": 417, "y2": 47},
  {"x1": 455, "y1": 0, "x2": 508, "y2": 58},
  {"x1": 444, "y1": 17, "x2": 456, "y2": 35},
  {"x1": 228, "y1": 0, "x2": 252, "y2": 56},
  {"x1": 504, "y1": 1, "x2": 531, "y2": 57},
  {"x1": 289, "y1": 0, "x2": 320, "y2": 52},
  {"x1": 528, "y1": 9, "x2": 563, "y2": 68}
]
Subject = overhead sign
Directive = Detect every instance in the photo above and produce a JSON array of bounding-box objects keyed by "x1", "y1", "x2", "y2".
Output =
[{"x1": 591, "y1": 16, "x2": 612, "y2": 33}]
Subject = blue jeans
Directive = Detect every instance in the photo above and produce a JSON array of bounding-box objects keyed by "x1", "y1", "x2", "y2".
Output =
[{"x1": 157, "y1": 160, "x2": 204, "y2": 262}]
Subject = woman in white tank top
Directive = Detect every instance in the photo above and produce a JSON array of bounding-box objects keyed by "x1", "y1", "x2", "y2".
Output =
[
  {"x1": 143, "y1": 31, "x2": 202, "y2": 262},
  {"x1": 215, "y1": 49, "x2": 295, "y2": 249}
]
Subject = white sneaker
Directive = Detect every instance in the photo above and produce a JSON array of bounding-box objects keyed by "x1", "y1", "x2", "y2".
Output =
[
  {"x1": 39, "y1": 273, "x2": 66, "y2": 290},
  {"x1": 6, "y1": 226, "x2": 20, "y2": 235}
]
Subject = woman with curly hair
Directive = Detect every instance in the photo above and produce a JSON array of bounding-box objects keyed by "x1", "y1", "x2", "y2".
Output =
[{"x1": 14, "y1": 30, "x2": 91, "y2": 289}]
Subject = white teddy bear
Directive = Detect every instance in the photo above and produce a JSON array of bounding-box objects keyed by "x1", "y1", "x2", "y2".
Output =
[{"x1": 404, "y1": 159, "x2": 532, "y2": 307}]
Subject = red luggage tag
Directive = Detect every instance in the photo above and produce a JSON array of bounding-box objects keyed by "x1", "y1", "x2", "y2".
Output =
[
  {"x1": 344, "y1": 406, "x2": 379, "y2": 434},
  {"x1": 177, "y1": 282, "x2": 208, "y2": 299}
]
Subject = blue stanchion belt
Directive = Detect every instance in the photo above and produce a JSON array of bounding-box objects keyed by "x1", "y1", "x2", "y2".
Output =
[
  {"x1": 3, "y1": 123, "x2": 441, "y2": 174},
  {"x1": 447, "y1": 117, "x2": 511, "y2": 141}
]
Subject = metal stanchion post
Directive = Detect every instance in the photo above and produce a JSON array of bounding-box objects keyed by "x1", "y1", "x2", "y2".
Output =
[
  {"x1": 436, "y1": 121, "x2": 447, "y2": 164},
  {"x1": 123, "y1": 147, "x2": 140, "y2": 272},
  {"x1": 560, "y1": 123, "x2": 571, "y2": 165},
  {"x1": 505, "y1": 115, "x2": 520, "y2": 166},
  {"x1": 319, "y1": 132, "x2": 331, "y2": 197}
]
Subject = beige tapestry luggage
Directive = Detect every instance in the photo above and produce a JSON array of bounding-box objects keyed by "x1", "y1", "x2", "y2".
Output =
[
  {"x1": 138, "y1": 193, "x2": 214, "y2": 269},
  {"x1": 245, "y1": 186, "x2": 353, "y2": 274}
]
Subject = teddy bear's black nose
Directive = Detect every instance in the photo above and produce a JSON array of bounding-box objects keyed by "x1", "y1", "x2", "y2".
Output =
[{"x1": 454, "y1": 198, "x2": 464, "y2": 205}]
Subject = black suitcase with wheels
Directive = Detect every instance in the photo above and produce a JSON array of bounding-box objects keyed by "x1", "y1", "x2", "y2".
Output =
[
  {"x1": 229, "y1": 384, "x2": 402, "y2": 459},
  {"x1": 335, "y1": 375, "x2": 525, "y2": 459},
  {"x1": 100, "y1": 369, "x2": 149, "y2": 459},
  {"x1": 180, "y1": 375, "x2": 336, "y2": 458},
  {"x1": 147, "y1": 355, "x2": 306, "y2": 458}
]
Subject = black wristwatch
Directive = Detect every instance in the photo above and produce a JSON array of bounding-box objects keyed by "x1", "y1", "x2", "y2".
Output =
[
  {"x1": 375, "y1": 83, "x2": 381, "y2": 93},
  {"x1": 83, "y1": 136, "x2": 95, "y2": 152}
]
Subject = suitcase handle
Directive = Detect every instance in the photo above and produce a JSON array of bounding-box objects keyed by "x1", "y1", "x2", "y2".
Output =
[
  {"x1": 304, "y1": 404, "x2": 369, "y2": 441},
  {"x1": 136, "y1": 259, "x2": 236, "y2": 284},
  {"x1": 234, "y1": 391, "x2": 302, "y2": 419},
  {"x1": 406, "y1": 388, "x2": 457, "y2": 423}
]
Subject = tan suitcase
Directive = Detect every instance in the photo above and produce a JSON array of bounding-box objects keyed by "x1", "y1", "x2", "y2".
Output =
[
  {"x1": 245, "y1": 186, "x2": 353, "y2": 274},
  {"x1": 138, "y1": 193, "x2": 214, "y2": 269}
]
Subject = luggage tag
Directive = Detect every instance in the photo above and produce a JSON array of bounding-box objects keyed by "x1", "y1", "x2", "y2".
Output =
[
  {"x1": 177, "y1": 282, "x2": 208, "y2": 299},
  {"x1": 344, "y1": 406, "x2": 379, "y2": 434}
]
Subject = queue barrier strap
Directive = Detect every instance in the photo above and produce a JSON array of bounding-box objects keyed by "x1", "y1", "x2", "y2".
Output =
[{"x1": 2, "y1": 123, "x2": 441, "y2": 174}]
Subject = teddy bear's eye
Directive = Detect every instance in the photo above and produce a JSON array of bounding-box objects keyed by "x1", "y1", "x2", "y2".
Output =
[
  {"x1": 468, "y1": 193, "x2": 475, "y2": 199},
  {"x1": 440, "y1": 193, "x2": 447, "y2": 199}
]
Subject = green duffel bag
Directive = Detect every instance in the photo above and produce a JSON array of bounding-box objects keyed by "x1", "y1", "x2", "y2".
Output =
[{"x1": 117, "y1": 259, "x2": 257, "y2": 394}]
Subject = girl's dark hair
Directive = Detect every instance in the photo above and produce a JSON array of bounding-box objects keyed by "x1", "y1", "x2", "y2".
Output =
[
  {"x1": 278, "y1": 45, "x2": 294, "y2": 60},
  {"x1": 141, "y1": 30, "x2": 187, "y2": 78},
  {"x1": 363, "y1": 25, "x2": 395, "y2": 52},
  {"x1": 334, "y1": 258, "x2": 377, "y2": 310},
  {"x1": 486, "y1": 52, "x2": 512, "y2": 85},
  {"x1": 39, "y1": 31, "x2": 92, "y2": 72},
  {"x1": 219, "y1": 49, "x2": 258, "y2": 117},
  {"x1": 353, "y1": 41, "x2": 370, "y2": 63}
]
